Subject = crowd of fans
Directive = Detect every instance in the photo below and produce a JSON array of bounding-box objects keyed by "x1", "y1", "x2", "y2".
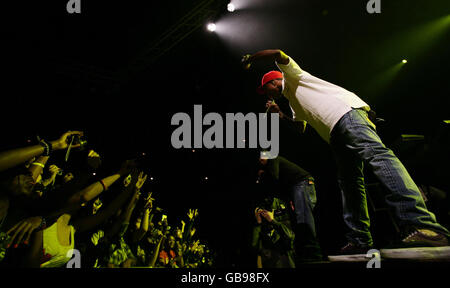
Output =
[{"x1": 0, "y1": 131, "x2": 214, "y2": 268}]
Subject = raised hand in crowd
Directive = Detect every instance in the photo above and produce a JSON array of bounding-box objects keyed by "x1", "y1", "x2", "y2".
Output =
[
  {"x1": 187, "y1": 209, "x2": 198, "y2": 221},
  {"x1": 255, "y1": 208, "x2": 263, "y2": 224},
  {"x1": 6, "y1": 216, "x2": 44, "y2": 249},
  {"x1": 67, "y1": 159, "x2": 137, "y2": 206},
  {"x1": 41, "y1": 165, "x2": 62, "y2": 187},
  {"x1": 135, "y1": 171, "x2": 148, "y2": 192},
  {"x1": 0, "y1": 131, "x2": 85, "y2": 172}
]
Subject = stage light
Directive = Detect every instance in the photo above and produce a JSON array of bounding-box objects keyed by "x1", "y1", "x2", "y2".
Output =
[
  {"x1": 402, "y1": 59, "x2": 408, "y2": 64},
  {"x1": 207, "y1": 23, "x2": 216, "y2": 32},
  {"x1": 227, "y1": 3, "x2": 235, "y2": 12}
]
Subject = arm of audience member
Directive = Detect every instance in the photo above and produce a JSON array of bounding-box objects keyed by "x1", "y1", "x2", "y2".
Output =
[
  {"x1": 6, "y1": 216, "x2": 45, "y2": 248},
  {"x1": 182, "y1": 208, "x2": 198, "y2": 242},
  {"x1": 28, "y1": 156, "x2": 50, "y2": 183},
  {"x1": 123, "y1": 188, "x2": 140, "y2": 224},
  {"x1": 108, "y1": 179, "x2": 143, "y2": 239},
  {"x1": 104, "y1": 193, "x2": 137, "y2": 240},
  {"x1": 23, "y1": 230, "x2": 43, "y2": 268},
  {"x1": 67, "y1": 150, "x2": 102, "y2": 190},
  {"x1": 148, "y1": 234, "x2": 165, "y2": 268},
  {"x1": 121, "y1": 172, "x2": 149, "y2": 242},
  {"x1": 86, "y1": 150, "x2": 102, "y2": 171},
  {"x1": 67, "y1": 174, "x2": 120, "y2": 205},
  {"x1": 133, "y1": 190, "x2": 152, "y2": 242},
  {"x1": 141, "y1": 209, "x2": 150, "y2": 234},
  {"x1": 132, "y1": 208, "x2": 151, "y2": 244},
  {"x1": 41, "y1": 165, "x2": 61, "y2": 187},
  {"x1": 175, "y1": 242, "x2": 185, "y2": 268},
  {"x1": 71, "y1": 170, "x2": 139, "y2": 233},
  {"x1": 67, "y1": 160, "x2": 136, "y2": 205},
  {"x1": 0, "y1": 131, "x2": 83, "y2": 172}
]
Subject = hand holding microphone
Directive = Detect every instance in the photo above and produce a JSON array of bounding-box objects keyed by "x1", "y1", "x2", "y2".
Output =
[{"x1": 265, "y1": 100, "x2": 280, "y2": 113}]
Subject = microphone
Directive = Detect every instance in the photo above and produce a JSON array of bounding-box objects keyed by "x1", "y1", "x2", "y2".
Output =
[{"x1": 264, "y1": 99, "x2": 276, "y2": 118}]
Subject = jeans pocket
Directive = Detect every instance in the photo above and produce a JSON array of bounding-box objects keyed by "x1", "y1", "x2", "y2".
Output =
[{"x1": 354, "y1": 109, "x2": 377, "y2": 130}]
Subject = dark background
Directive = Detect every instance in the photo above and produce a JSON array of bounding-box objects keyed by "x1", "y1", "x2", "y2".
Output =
[{"x1": 2, "y1": 0, "x2": 449, "y2": 267}]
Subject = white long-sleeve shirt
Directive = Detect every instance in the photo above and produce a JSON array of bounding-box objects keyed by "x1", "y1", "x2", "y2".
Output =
[{"x1": 276, "y1": 56, "x2": 370, "y2": 143}]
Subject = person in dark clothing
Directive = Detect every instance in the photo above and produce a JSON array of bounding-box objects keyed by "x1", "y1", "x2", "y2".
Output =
[
  {"x1": 258, "y1": 155, "x2": 322, "y2": 262},
  {"x1": 252, "y1": 197, "x2": 296, "y2": 268}
]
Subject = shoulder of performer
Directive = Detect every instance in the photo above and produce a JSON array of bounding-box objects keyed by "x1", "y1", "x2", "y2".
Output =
[{"x1": 276, "y1": 52, "x2": 303, "y2": 77}]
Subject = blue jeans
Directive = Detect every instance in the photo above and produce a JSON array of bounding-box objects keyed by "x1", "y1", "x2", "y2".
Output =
[
  {"x1": 330, "y1": 109, "x2": 449, "y2": 246},
  {"x1": 289, "y1": 177, "x2": 318, "y2": 238}
]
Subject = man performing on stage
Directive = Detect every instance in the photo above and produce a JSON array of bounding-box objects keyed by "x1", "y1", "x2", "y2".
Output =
[{"x1": 242, "y1": 49, "x2": 449, "y2": 254}]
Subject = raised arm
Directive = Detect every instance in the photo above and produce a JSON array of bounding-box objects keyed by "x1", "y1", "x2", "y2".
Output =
[
  {"x1": 182, "y1": 209, "x2": 198, "y2": 243},
  {"x1": 23, "y1": 230, "x2": 43, "y2": 268},
  {"x1": 105, "y1": 185, "x2": 141, "y2": 240},
  {"x1": 71, "y1": 169, "x2": 139, "y2": 233},
  {"x1": 28, "y1": 156, "x2": 50, "y2": 183},
  {"x1": 67, "y1": 160, "x2": 136, "y2": 205},
  {"x1": 67, "y1": 174, "x2": 121, "y2": 205},
  {"x1": 0, "y1": 131, "x2": 83, "y2": 172},
  {"x1": 148, "y1": 234, "x2": 165, "y2": 268},
  {"x1": 132, "y1": 190, "x2": 153, "y2": 243},
  {"x1": 241, "y1": 49, "x2": 289, "y2": 69}
]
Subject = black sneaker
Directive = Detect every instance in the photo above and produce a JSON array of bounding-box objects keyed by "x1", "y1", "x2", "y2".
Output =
[
  {"x1": 401, "y1": 229, "x2": 449, "y2": 247},
  {"x1": 339, "y1": 242, "x2": 374, "y2": 255}
]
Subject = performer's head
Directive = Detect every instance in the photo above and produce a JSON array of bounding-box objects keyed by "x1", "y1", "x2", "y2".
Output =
[{"x1": 257, "y1": 71, "x2": 283, "y2": 100}]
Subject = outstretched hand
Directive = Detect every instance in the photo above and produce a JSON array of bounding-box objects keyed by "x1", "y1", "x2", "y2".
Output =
[
  {"x1": 136, "y1": 171, "x2": 148, "y2": 191},
  {"x1": 144, "y1": 192, "x2": 154, "y2": 210},
  {"x1": 119, "y1": 160, "x2": 138, "y2": 177},
  {"x1": 52, "y1": 131, "x2": 84, "y2": 150},
  {"x1": 266, "y1": 100, "x2": 280, "y2": 113},
  {"x1": 48, "y1": 165, "x2": 62, "y2": 177},
  {"x1": 187, "y1": 209, "x2": 198, "y2": 220},
  {"x1": 259, "y1": 209, "x2": 274, "y2": 223},
  {"x1": 6, "y1": 217, "x2": 43, "y2": 248},
  {"x1": 241, "y1": 54, "x2": 252, "y2": 70},
  {"x1": 88, "y1": 150, "x2": 100, "y2": 158},
  {"x1": 254, "y1": 207, "x2": 263, "y2": 224}
]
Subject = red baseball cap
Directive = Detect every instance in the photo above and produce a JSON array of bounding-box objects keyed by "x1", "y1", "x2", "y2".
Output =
[{"x1": 256, "y1": 70, "x2": 283, "y2": 95}]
